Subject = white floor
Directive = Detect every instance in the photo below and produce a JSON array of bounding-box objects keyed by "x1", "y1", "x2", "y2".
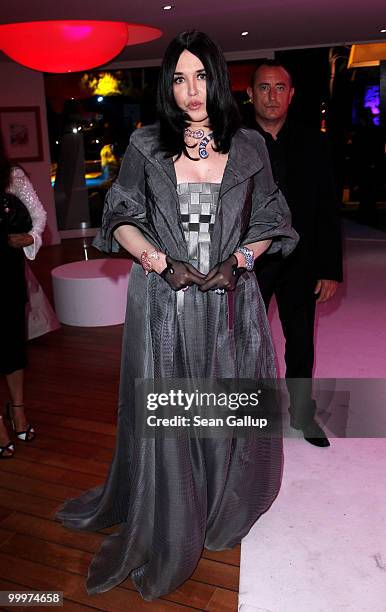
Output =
[
  {"x1": 239, "y1": 438, "x2": 386, "y2": 612},
  {"x1": 239, "y1": 226, "x2": 386, "y2": 611}
]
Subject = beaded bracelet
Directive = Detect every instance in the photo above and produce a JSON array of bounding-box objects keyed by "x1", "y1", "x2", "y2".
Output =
[
  {"x1": 235, "y1": 246, "x2": 254, "y2": 271},
  {"x1": 140, "y1": 249, "x2": 160, "y2": 275}
]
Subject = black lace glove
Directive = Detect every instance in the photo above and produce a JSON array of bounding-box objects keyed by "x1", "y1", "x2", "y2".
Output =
[
  {"x1": 199, "y1": 254, "x2": 246, "y2": 293},
  {"x1": 160, "y1": 255, "x2": 206, "y2": 291}
]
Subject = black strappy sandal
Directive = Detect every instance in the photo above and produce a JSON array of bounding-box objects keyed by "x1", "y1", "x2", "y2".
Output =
[
  {"x1": 0, "y1": 415, "x2": 15, "y2": 459},
  {"x1": 6, "y1": 403, "x2": 36, "y2": 442}
]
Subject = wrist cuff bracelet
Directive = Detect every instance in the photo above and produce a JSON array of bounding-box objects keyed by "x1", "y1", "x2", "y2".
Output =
[{"x1": 235, "y1": 246, "x2": 254, "y2": 271}]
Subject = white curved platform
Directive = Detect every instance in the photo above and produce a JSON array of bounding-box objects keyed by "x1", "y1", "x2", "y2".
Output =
[{"x1": 51, "y1": 259, "x2": 132, "y2": 327}]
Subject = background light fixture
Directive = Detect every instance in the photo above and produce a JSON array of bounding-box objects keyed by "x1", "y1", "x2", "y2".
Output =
[
  {"x1": 0, "y1": 20, "x2": 162, "y2": 73},
  {"x1": 348, "y1": 42, "x2": 386, "y2": 68},
  {"x1": 241, "y1": 31, "x2": 249, "y2": 36}
]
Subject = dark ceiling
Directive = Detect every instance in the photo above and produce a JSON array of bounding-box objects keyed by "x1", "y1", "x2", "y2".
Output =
[{"x1": 1, "y1": 0, "x2": 386, "y2": 65}]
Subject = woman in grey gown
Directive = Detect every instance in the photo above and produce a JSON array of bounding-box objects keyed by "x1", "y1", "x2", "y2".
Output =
[{"x1": 58, "y1": 31, "x2": 298, "y2": 601}]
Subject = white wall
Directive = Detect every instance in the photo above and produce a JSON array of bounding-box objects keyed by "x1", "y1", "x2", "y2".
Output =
[{"x1": 0, "y1": 60, "x2": 60, "y2": 245}]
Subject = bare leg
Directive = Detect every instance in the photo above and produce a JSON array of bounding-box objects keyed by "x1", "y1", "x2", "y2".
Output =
[
  {"x1": 6, "y1": 369, "x2": 29, "y2": 434},
  {"x1": 0, "y1": 416, "x2": 14, "y2": 457}
]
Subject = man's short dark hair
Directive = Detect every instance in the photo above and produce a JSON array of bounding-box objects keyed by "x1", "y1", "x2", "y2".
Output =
[{"x1": 250, "y1": 59, "x2": 293, "y2": 88}]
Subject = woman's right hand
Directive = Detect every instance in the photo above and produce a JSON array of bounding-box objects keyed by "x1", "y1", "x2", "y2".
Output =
[
  {"x1": 8, "y1": 233, "x2": 34, "y2": 249},
  {"x1": 160, "y1": 255, "x2": 206, "y2": 291}
]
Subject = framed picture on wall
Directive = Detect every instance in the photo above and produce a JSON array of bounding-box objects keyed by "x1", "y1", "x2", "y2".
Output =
[{"x1": 0, "y1": 106, "x2": 43, "y2": 162}]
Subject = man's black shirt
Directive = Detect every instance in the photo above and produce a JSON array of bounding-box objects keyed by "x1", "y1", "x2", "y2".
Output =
[
  {"x1": 253, "y1": 119, "x2": 342, "y2": 282},
  {"x1": 255, "y1": 123, "x2": 289, "y2": 195}
]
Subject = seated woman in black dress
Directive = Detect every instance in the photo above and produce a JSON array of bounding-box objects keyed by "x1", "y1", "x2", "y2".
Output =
[{"x1": 58, "y1": 31, "x2": 298, "y2": 601}]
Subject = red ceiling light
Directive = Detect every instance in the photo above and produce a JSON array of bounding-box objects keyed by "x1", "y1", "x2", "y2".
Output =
[{"x1": 0, "y1": 21, "x2": 162, "y2": 73}]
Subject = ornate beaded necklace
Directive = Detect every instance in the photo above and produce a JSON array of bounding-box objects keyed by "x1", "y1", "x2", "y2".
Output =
[
  {"x1": 184, "y1": 128, "x2": 204, "y2": 139},
  {"x1": 184, "y1": 128, "x2": 214, "y2": 159}
]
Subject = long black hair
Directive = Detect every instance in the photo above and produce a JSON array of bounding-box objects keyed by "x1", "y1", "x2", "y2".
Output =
[
  {"x1": 0, "y1": 135, "x2": 12, "y2": 192},
  {"x1": 157, "y1": 31, "x2": 240, "y2": 158}
]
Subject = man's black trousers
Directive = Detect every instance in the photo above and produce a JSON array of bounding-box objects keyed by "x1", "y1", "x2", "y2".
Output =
[{"x1": 255, "y1": 252, "x2": 317, "y2": 427}]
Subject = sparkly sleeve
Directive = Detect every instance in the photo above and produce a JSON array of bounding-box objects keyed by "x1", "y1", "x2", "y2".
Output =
[{"x1": 8, "y1": 167, "x2": 47, "y2": 260}]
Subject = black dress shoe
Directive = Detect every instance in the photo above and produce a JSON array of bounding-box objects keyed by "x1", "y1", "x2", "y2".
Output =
[
  {"x1": 290, "y1": 417, "x2": 330, "y2": 447},
  {"x1": 302, "y1": 420, "x2": 330, "y2": 447}
]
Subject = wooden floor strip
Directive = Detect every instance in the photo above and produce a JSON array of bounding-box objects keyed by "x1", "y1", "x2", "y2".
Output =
[
  {"x1": 0, "y1": 471, "x2": 85, "y2": 502},
  {"x1": 0, "y1": 579, "x2": 99, "y2": 612},
  {"x1": 0, "y1": 533, "x2": 237, "y2": 611},
  {"x1": 29, "y1": 413, "x2": 116, "y2": 436},
  {"x1": 11, "y1": 446, "x2": 109, "y2": 477},
  {"x1": 0, "y1": 513, "x2": 104, "y2": 554},
  {"x1": 202, "y1": 545, "x2": 241, "y2": 567},
  {"x1": 0, "y1": 490, "x2": 61, "y2": 520},
  {"x1": 22, "y1": 436, "x2": 113, "y2": 463},
  {"x1": 25, "y1": 422, "x2": 116, "y2": 450},
  {"x1": 0, "y1": 553, "x2": 194, "y2": 611},
  {"x1": 0, "y1": 459, "x2": 102, "y2": 490}
]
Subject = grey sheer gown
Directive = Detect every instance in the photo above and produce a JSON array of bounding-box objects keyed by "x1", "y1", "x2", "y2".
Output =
[{"x1": 57, "y1": 182, "x2": 284, "y2": 601}]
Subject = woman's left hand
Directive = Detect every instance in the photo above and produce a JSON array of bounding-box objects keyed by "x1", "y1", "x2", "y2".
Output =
[
  {"x1": 8, "y1": 233, "x2": 34, "y2": 248},
  {"x1": 199, "y1": 255, "x2": 246, "y2": 293}
]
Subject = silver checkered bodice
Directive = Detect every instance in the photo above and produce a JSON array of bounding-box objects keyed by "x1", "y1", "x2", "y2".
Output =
[{"x1": 177, "y1": 182, "x2": 220, "y2": 275}]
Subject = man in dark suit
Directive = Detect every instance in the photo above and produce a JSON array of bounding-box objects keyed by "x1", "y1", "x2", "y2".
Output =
[{"x1": 247, "y1": 60, "x2": 342, "y2": 447}]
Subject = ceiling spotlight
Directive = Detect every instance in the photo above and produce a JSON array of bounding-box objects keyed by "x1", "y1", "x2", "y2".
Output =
[
  {"x1": 97, "y1": 96, "x2": 104, "y2": 102},
  {"x1": 72, "y1": 128, "x2": 78, "y2": 134},
  {"x1": 241, "y1": 31, "x2": 249, "y2": 36},
  {"x1": 163, "y1": 5, "x2": 173, "y2": 9},
  {"x1": 381, "y1": 28, "x2": 386, "y2": 33}
]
